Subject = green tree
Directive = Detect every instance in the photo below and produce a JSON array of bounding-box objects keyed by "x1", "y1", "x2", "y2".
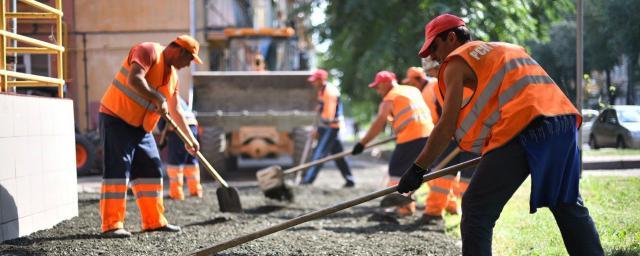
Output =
[
  {"x1": 311, "y1": 0, "x2": 573, "y2": 123},
  {"x1": 584, "y1": 0, "x2": 620, "y2": 105},
  {"x1": 606, "y1": 0, "x2": 640, "y2": 104}
]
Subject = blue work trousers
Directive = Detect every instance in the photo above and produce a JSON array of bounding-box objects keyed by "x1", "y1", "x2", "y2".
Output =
[
  {"x1": 99, "y1": 113, "x2": 163, "y2": 180},
  {"x1": 461, "y1": 137, "x2": 603, "y2": 255},
  {"x1": 302, "y1": 127, "x2": 354, "y2": 184}
]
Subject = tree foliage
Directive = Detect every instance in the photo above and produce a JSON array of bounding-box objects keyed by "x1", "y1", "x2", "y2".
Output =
[
  {"x1": 525, "y1": 0, "x2": 640, "y2": 106},
  {"x1": 310, "y1": 0, "x2": 573, "y2": 123},
  {"x1": 605, "y1": 0, "x2": 640, "y2": 104}
]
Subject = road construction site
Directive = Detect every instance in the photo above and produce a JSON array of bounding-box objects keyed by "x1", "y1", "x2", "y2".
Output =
[{"x1": 0, "y1": 158, "x2": 461, "y2": 256}]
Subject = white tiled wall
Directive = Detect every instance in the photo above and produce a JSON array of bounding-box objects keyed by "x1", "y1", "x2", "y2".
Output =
[{"x1": 0, "y1": 94, "x2": 78, "y2": 242}]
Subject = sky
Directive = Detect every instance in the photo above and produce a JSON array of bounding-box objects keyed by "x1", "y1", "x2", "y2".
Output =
[{"x1": 310, "y1": 0, "x2": 330, "y2": 54}]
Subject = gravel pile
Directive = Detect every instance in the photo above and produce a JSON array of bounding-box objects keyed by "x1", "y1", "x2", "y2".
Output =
[{"x1": 0, "y1": 160, "x2": 461, "y2": 255}]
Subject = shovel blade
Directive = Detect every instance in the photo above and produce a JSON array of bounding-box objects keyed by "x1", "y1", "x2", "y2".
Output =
[
  {"x1": 379, "y1": 193, "x2": 414, "y2": 208},
  {"x1": 256, "y1": 165, "x2": 285, "y2": 191},
  {"x1": 263, "y1": 185, "x2": 294, "y2": 202},
  {"x1": 217, "y1": 187, "x2": 243, "y2": 213}
]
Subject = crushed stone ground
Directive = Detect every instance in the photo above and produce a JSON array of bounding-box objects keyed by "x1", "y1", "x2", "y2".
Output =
[{"x1": 0, "y1": 158, "x2": 461, "y2": 255}]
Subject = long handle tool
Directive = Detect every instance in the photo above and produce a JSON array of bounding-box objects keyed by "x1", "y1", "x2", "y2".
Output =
[
  {"x1": 256, "y1": 137, "x2": 395, "y2": 201},
  {"x1": 190, "y1": 157, "x2": 481, "y2": 255}
]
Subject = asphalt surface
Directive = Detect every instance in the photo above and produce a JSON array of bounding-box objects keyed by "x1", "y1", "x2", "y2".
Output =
[{"x1": 0, "y1": 158, "x2": 461, "y2": 256}]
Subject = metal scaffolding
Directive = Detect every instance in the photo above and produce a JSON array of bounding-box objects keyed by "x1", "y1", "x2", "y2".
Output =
[{"x1": 0, "y1": 0, "x2": 65, "y2": 98}]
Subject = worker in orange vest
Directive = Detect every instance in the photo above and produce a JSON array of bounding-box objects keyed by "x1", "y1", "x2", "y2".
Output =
[
  {"x1": 402, "y1": 65, "x2": 478, "y2": 225},
  {"x1": 98, "y1": 35, "x2": 202, "y2": 238},
  {"x1": 157, "y1": 95, "x2": 203, "y2": 200},
  {"x1": 397, "y1": 14, "x2": 603, "y2": 255},
  {"x1": 301, "y1": 69, "x2": 355, "y2": 187},
  {"x1": 352, "y1": 70, "x2": 434, "y2": 217}
]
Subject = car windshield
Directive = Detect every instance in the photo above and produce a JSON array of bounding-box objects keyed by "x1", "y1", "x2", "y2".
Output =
[{"x1": 616, "y1": 108, "x2": 640, "y2": 123}]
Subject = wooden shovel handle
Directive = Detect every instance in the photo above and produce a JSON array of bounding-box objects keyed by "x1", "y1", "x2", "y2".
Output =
[
  {"x1": 188, "y1": 157, "x2": 481, "y2": 255},
  {"x1": 162, "y1": 114, "x2": 229, "y2": 188},
  {"x1": 434, "y1": 147, "x2": 461, "y2": 171},
  {"x1": 282, "y1": 137, "x2": 395, "y2": 175}
]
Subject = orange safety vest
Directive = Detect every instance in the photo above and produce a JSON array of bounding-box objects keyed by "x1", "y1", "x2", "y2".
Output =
[
  {"x1": 437, "y1": 41, "x2": 581, "y2": 154},
  {"x1": 384, "y1": 85, "x2": 434, "y2": 143},
  {"x1": 100, "y1": 43, "x2": 178, "y2": 132},
  {"x1": 422, "y1": 78, "x2": 440, "y2": 124},
  {"x1": 318, "y1": 84, "x2": 343, "y2": 129}
]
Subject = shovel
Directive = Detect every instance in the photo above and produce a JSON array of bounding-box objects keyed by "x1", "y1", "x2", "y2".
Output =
[
  {"x1": 379, "y1": 147, "x2": 461, "y2": 208},
  {"x1": 162, "y1": 114, "x2": 243, "y2": 213},
  {"x1": 187, "y1": 157, "x2": 481, "y2": 255},
  {"x1": 256, "y1": 137, "x2": 396, "y2": 201}
]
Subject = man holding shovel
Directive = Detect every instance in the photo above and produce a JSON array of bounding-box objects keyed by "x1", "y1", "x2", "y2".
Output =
[
  {"x1": 397, "y1": 14, "x2": 603, "y2": 255},
  {"x1": 98, "y1": 35, "x2": 202, "y2": 238},
  {"x1": 352, "y1": 70, "x2": 434, "y2": 217},
  {"x1": 300, "y1": 69, "x2": 355, "y2": 187}
]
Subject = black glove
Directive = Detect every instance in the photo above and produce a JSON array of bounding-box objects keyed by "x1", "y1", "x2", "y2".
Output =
[
  {"x1": 351, "y1": 142, "x2": 365, "y2": 155},
  {"x1": 397, "y1": 164, "x2": 429, "y2": 193}
]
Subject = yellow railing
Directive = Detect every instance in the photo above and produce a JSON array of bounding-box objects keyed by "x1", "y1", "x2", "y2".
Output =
[{"x1": 0, "y1": 0, "x2": 65, "y2": 98}]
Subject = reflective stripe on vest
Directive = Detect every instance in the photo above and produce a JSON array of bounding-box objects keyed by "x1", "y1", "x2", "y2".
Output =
[
  {"x1": 439, "y1": 41, "x2": 579, "y2": 154},
  {"x1": 100, "y1": 42, "x2": 176, "y2": 132},
  {"x1": 393, "y1": 104, "x2": 430, "y2": 134},
  {"x1": 453, "y1": 58, "x2": 552, "y2": 154},
  {"x1": 384, "y1": 85, "x2": 433, "y2": 143},
  {"x1": 111, "y1": 67, "x2": 159, "y2": 112}
]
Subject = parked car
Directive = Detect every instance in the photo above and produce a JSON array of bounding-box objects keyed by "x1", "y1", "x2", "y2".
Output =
[
  {"x1": 581, "y1": 109, "x2": 599, "y2": 141},
  {"x1": 589, "y1": 105, "x2": 640, "y2": 149}
]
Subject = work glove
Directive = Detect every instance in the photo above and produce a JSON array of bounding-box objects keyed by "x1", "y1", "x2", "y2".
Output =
[
  {"x1": 397, "y1": 164, "x2": 430, "y2": 193},
  {"x1": 351, "y1": 142, "x2": 365, "y2": 155}
]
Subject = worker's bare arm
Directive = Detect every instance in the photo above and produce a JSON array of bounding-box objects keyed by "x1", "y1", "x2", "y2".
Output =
[
  {"x1": 414, "y1": 57, "x2": 474, "y2": 168},
  {"x1": 127, "y1": 62, "x2": 167, "y2": 114}
]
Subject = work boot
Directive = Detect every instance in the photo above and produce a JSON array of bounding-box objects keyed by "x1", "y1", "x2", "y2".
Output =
[
  {"x1": 147, "y1": 223, "x2": 181, "y2": 233},
  {"x1": 416, "y1": 214, "x2": 444, "y2": 226},
  {"x1": 102, "y1": 228, "x2": 132, "y2": 238}
]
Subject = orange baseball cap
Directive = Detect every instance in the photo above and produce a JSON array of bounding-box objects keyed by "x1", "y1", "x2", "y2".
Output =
[
  {"x1": 368, "y1": 71, "x2": 397, "y2": 88},
  {"x1": 401, "y1": 67, "x2": 426, "y2": 84},
  {"x1": 173, "y1": 35, "x2": 203, "y2": 64},
  {"x1": 418, "y1": 14, "x2": 465, "y2": 58},
  {"x1": 308, "y1": 69, "x2": 329, "y2": 82}
]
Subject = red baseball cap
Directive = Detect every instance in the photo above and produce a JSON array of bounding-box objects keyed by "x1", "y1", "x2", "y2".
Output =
[
  {"x1": 174, "y1": 35, "x2": 203, "y2": 64},
  {"x1": 308, "y1": 69, "x2": 329, "y2": 82},
  {"x1": 368, "y1": 71, "x2": 397, "y2": 88},
  {"x1": 418, "y1": 14, "x2": 465, "y2": 58}
]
